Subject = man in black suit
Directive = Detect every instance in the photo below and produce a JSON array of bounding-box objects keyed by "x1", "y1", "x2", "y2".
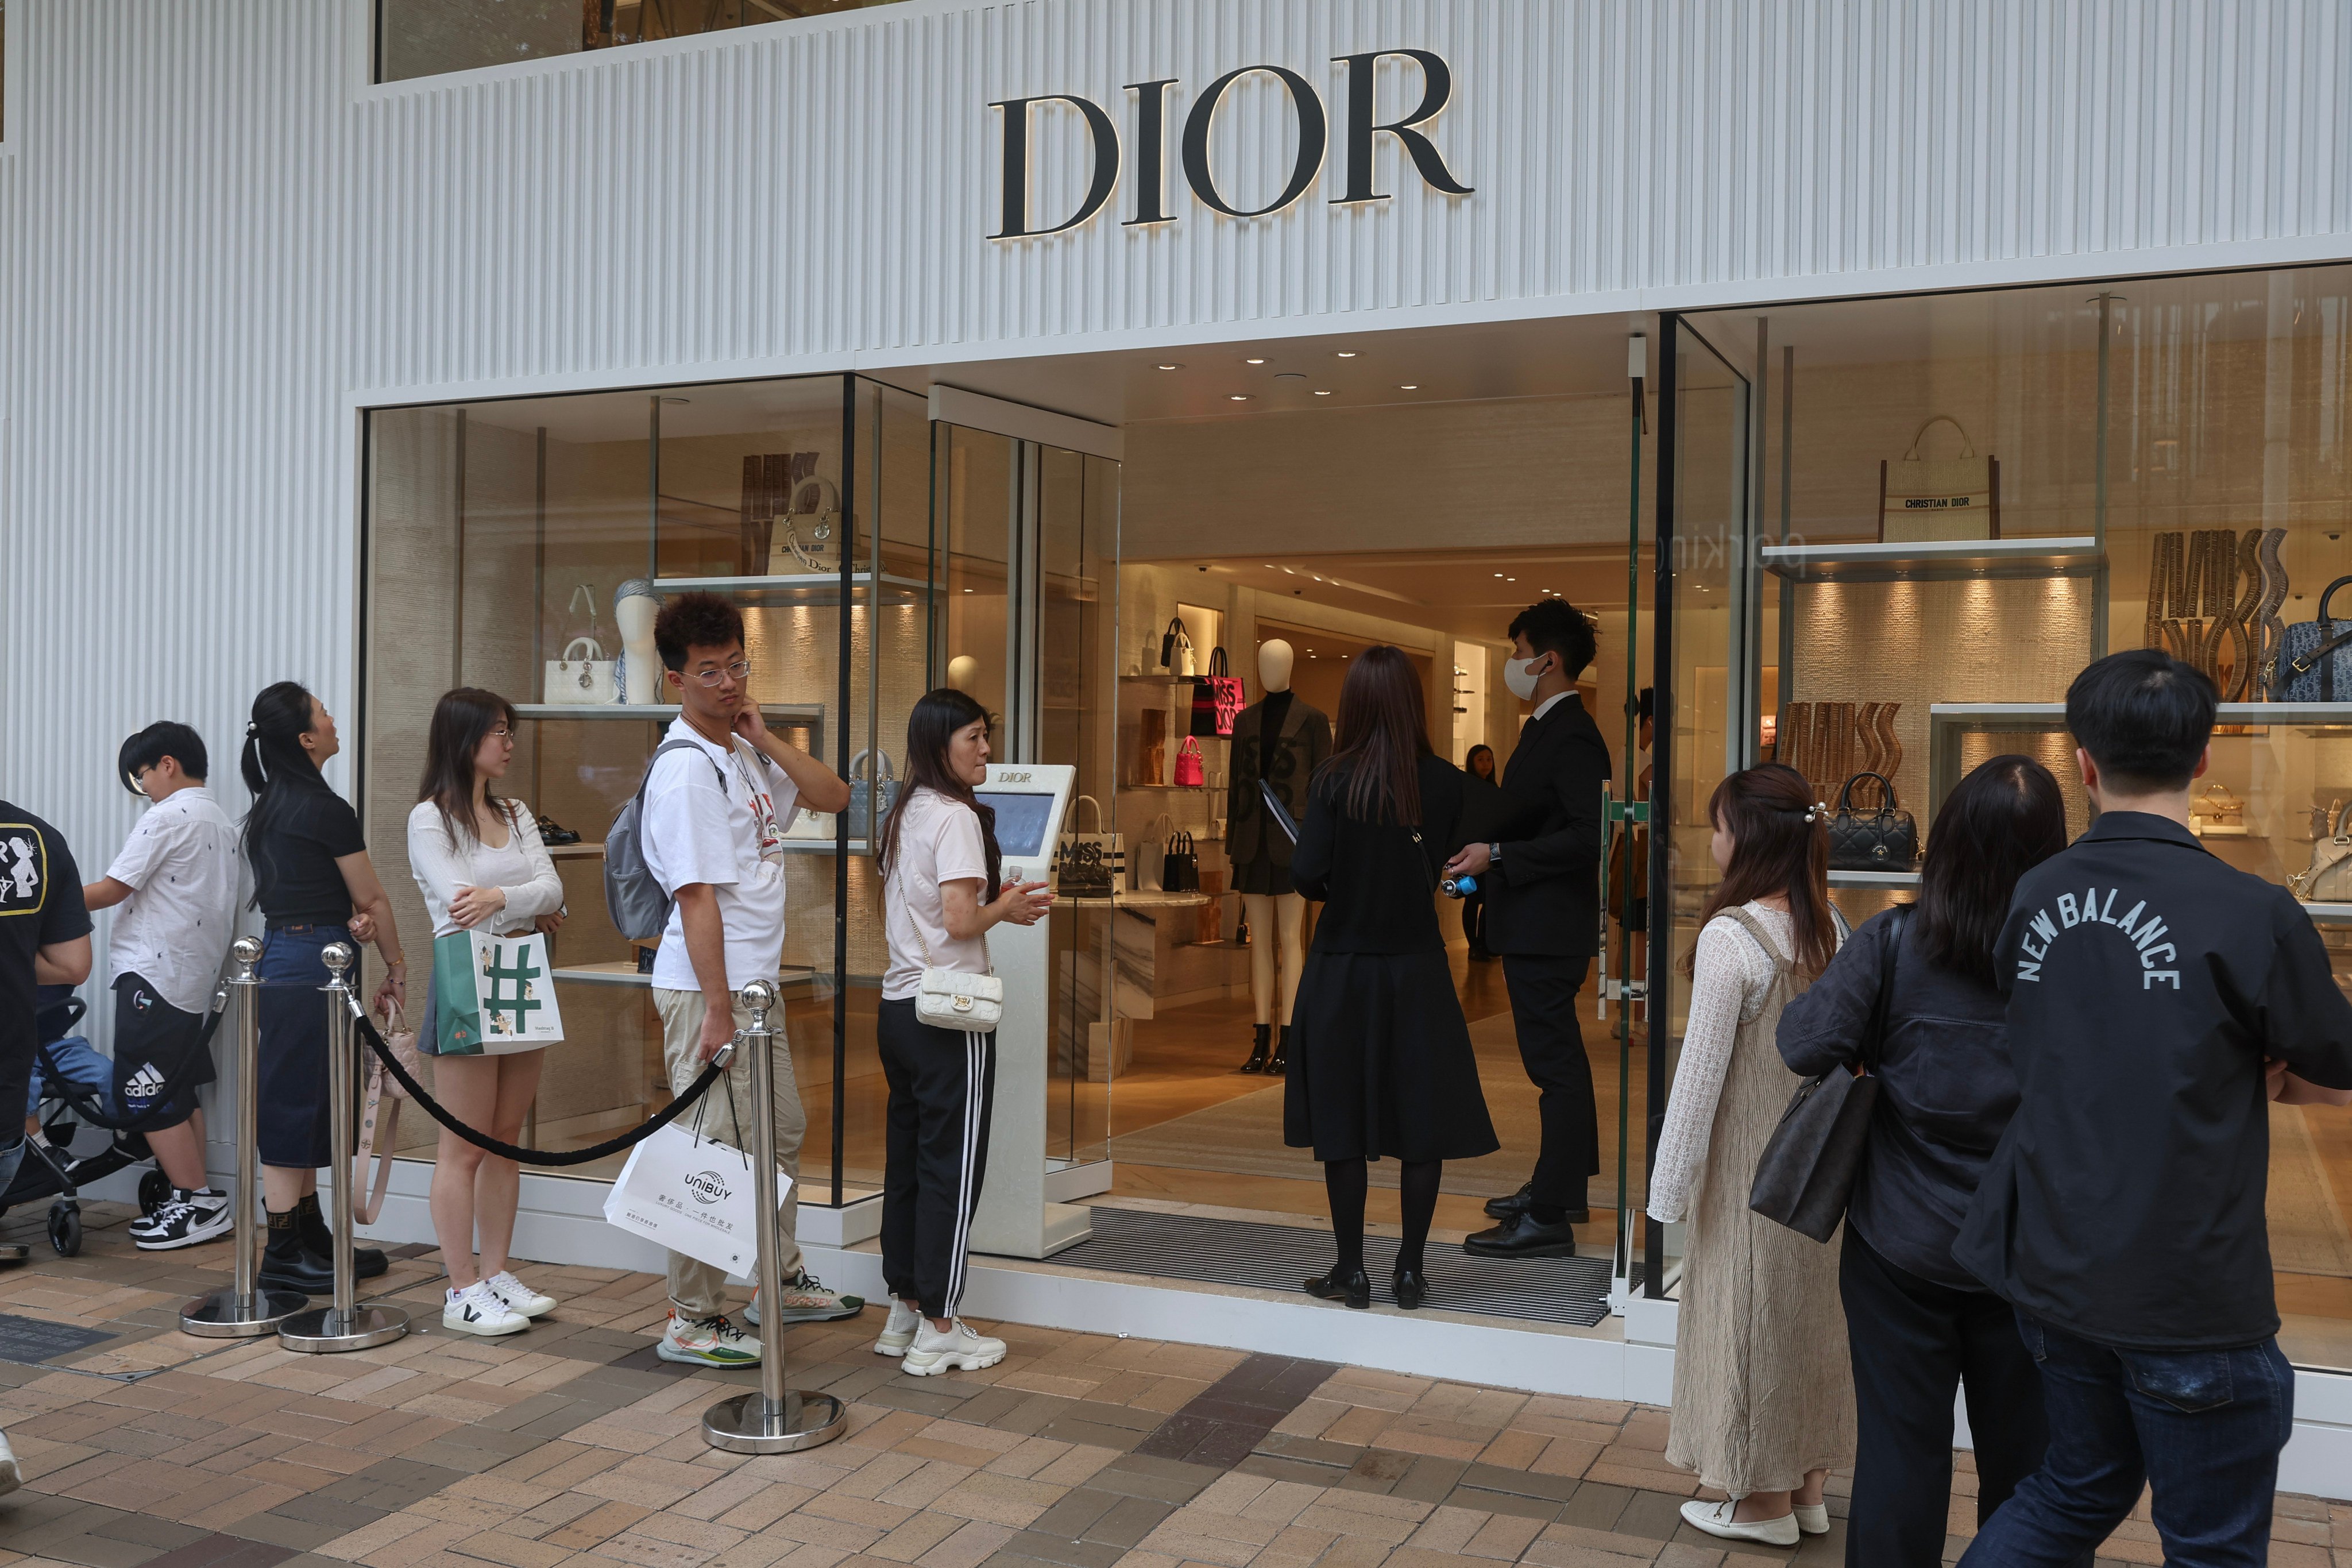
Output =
[{"x1": 1444, "y1": 601, "x2": 1611, "y2": 1258}]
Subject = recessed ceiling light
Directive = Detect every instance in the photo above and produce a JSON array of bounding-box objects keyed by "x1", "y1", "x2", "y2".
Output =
[
  {"x1": 1275, "y1": 372, "x2": 1306, "y2": 382},
  {"x1": 1399, "y1": 384, "x2": 1419, "y2": 391},
  {"x1": 1494, "y1": 573, "x2": 1504, "y2": 578},
  {"x1": 1335, "y1": 351, "x2": 1358, "y2": 358},
  {"x1": 962, "y1": 588, "x2": 972, "y2": 593},
  {"x1": 1507, "y1": 577, "x2": 1516, "y2": 582},
  {"x1": 1245, "y1": 357, "x2": 1266, "y2": 365},
  {"x1": 1313, "y1": 390, "x2": 1332, "y2": 396},
  {"x1": 1157, "y1": 363, "x2": 1182, "y2": 370},
  {"x1": 1229, "y1": 395, "x2": 1251, "y2": 401}
]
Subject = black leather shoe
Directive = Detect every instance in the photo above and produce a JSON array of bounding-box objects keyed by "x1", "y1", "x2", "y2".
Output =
[
  {"x1": 1304, "y1": 1266, "x2": 1371, "y2": 1309},
  {"x1": 258, "y1": 1210, "x2": 329, "y2": 1295},
  {"x1": 1462, "y1": 1210, "x2": 1581, "y2": 1259},
  {"x1": 298, "y1": 1194, "x2": 388, "y2": 1280},
  {"x1": 1266, "y1": 1026, "x2": 1290, "y2": 1076},
  {"x1": 1239, "y1": 1024, "x2": 1272, "y2": 1075},
  {"x1": 1482, "y1": 1184, "x2": 1590, "y2": 1225},
  {"x1": 1392, "y1": 1266, "x2": 1428, "y2": 1311}
]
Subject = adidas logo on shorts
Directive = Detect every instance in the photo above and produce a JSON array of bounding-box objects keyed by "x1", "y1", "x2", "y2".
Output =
[{"x1": 123, "y1": 1063, "x2": 167, "y2": 1103}]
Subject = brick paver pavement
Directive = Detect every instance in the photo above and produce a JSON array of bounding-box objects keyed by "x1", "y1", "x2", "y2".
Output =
[{"x1": 3, "y1": 1203, "x2": 2347, "y2": 1568}]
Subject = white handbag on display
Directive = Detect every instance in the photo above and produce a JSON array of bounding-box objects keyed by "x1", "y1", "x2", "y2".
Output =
[
  {"x1": 544, "y1": 636, "x2": 617, "y2": 705},
  {"x1": 767, "y1": 474, "x2": 847, "y2": 574},
  {"x1": 890, "y1": 857, "x2": 1002, "y2": 1032}
]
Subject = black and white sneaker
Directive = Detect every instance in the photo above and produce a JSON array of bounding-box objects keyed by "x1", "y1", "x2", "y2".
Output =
[{"x1": 127, "y1": 1188, "x2": 233, "y2": 1251}]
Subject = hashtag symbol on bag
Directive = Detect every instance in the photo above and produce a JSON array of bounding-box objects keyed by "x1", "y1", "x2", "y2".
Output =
[{"x1": 481, "y1": 944, "x2": 544, "y2": 1036}]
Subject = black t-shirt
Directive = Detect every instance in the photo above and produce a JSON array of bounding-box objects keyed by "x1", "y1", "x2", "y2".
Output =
[
  {"x1": 1, "y1": 802, "x2": 93, "y2": 1137},
  {"x1": 250, "y1": 784, "x2": 368, "y2": 925}
]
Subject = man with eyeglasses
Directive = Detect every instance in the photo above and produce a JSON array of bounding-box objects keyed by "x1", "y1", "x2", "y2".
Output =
[{"x1": 638, "y1": 592, "x2": 861, "y2": 1367}]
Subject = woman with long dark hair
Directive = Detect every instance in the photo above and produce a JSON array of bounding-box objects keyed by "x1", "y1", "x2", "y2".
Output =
[
  {"x1": 1459, "y1": 745, "x2": 1497, "y2": 960},
  {"x1": 406, "y1": 688, "x2": 566, "y2": 1337},
  {"x1": 242, "y1": 680, "x2": 408, "y2": 1294},
  {"x1": 874, "y1": 689, "x2": 1053, "y2": 1375},
  {"x1": 1778, "y1": 757, "x2": 2084, "y2": 1567},
  {"x1": 1647, "y1": 762, "x2": 1853, "y2": 1548},
  {"x1": 1284, "y1": 647, "x2": 1497, "y2": 1310}
]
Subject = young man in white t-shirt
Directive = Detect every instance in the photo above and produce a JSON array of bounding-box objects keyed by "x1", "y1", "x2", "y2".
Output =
[
  {"x1": 78, "y1": 723, "x2": 241, "y2": 1250},
  {"x1": 638, "y1": 592, "x2": 861, "y2": 1366}
]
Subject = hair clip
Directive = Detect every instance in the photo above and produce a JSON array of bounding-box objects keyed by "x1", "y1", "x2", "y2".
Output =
[
  {"x1": 245, "y1": 721, "x2": 260, "y2": 737},
  {"x1": 1805, "y1": 803, "x2": 1827, "y2": 824}
]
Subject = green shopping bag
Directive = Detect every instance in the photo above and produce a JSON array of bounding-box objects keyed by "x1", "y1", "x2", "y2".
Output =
[{"x1": 431, "y1": 930, "x2": 486, "y2": 1056}]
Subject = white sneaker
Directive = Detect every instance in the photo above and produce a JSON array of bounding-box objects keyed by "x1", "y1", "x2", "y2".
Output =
[
  {"x1": 901, "y1": 1317, "x2": 1006, "y2": 1377},
  {"x1": 658, "y1": 1310, "x2": 761, "y2": 1367},
  {"x1": 483, "y1": 1270, "x2": 557, "y2": 1319},
  {"x1": 128, "y1": 1188, "x2": 233, "y2": 1250},
  {"x1": 875, "y1": 1297, "x2": 921, "y2": 1357},
  {"x1": 0, "y1": 1428, "x2": 20, "y2": 1497},
  {"x1": 1679, "y1": 1499, "x2": 1798, "y2": 1547},
  {"x1": 1794, "y1": 1501, "x2": 1830, "y2": 1536},
  {"x1": 442, "y1": 1281, "x2": 530, "y2": 1337}
]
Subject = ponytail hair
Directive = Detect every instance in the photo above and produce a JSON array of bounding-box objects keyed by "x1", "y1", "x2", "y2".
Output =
[{"x1": 241, "y1": 681, "x2": 327, "y2": 907}]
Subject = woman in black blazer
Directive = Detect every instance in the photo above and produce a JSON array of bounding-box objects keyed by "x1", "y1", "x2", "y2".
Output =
[{"x1": 1286, "y1": 647, "x2": 1500, "y2": 1311}]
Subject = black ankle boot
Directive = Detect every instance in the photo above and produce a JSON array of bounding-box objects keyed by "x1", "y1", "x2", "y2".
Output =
[
  {"x1": 297, "y1": 1192, "x2": 388, "y2": 1280},
  {"x1": 1266, "y1": 1025, "x2": 1289, "y2": 1076},
  {"x1": 1303, "y1": 1264, "x2": 1371, "y2": 1310},
  {"x1": 259, "y1": 1207, "x2": 331, "y2": 1295},
  {"x1": 1240, "y1": 1024, "x2": 1272, "y2": 1074}
]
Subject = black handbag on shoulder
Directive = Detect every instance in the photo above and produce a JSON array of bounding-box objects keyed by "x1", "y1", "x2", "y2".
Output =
[
  {"x1": 1826, "y1": 771, "x2": 1918, "y2": 872},
  {"x1": 1749, "y1": 905, "x2": 1910, "y2": 1242}
]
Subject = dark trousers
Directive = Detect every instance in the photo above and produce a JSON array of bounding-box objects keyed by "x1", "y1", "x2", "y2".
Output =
[
  {"x1": 1500, "y1": 955, "x2": 1596, "y2": 1208},
  {"x1": 1460, "y1": 891, "x2": 1488, "y2": 953},
  {"x1": 876, "y1": 998, "x2": 997, "y2": 1321},
  {"x1": 1960, "y1": 1316, "x2": 2294, "y2": 1568},
  {"x1": 1841, "y1": 1229, "x2": 2080, "y2": 1568}
]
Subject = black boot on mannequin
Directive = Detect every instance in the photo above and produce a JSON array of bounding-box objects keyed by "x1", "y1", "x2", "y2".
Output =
[
  {"x1": 1266, "y1": 1025, "x2": 1289, "y2": 1076},
  {"x1": 1239, "y1": 1024, "x2": 1272, "y2": 1075}
]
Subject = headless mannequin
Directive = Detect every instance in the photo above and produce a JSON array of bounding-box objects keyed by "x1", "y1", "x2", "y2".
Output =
[{"x1": 1243, "y1": 640, "x2": 1309, "y2": 1071}]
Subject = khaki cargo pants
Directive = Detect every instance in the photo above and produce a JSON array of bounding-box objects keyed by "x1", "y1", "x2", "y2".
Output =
[{"x1": 654, "y1": 987, "x2": 805, "y2": 1319}]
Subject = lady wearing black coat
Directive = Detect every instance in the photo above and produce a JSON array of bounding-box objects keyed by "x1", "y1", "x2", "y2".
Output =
[{"x1": 1286, "y1": 646, "x2": 1499, "y2": 1311}]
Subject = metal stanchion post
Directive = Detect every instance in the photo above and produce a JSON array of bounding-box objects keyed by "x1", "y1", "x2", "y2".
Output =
[
  {"x1": 280, "y1": 944, "x2": 410, "y2": 1353},
  {"x1": 703, "y1": 980, "x2": 846, "y2": 1454},
  {"x1": 184, "y1": 937, "x2": 309, "y2": 1335}
]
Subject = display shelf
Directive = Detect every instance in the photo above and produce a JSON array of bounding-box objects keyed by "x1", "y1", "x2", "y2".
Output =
[
  {"x1": 1119, "y1": 673, "x2": 1198, "y2": 686},
  {"x1": 1058, "y1": 890, "x2": 1214, "y2": 908},
  {"x1": 1763, "y1": 535, "x2": 2102, "y2": 583},
  {"x1": 2306, "y1": 903, "x2": 2352, "y2": 925},
  {"x1": 654, "y1": 570, "x2": 930, "y2": 607},
  {"x1": 547, "y1": 841, "x2": 604, "y2": 860},
  {"x1": 1122, "y1": 783, "x2": 1219, "y2": 792},
  {"x1": 1829, "y1": 869, "x2": 1921, "y2": 890},
  {"x1": 1930, "y1": 702, "x2": 2352, "y2": 728},
  {"x1": 551, "y1": 835, "x2": 872, "y2": 859},
  {"x1": 513, "y1": 702, "x2": 825, "y2": 723},
  {"x1": 553, "y1": 960, "x2": 819, "y2": 990}
]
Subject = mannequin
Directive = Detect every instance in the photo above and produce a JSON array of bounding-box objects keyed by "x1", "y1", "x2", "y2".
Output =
[
  {"x1": 614, "y1": 580, "x2": 661, "y2": 705},
  {"x1": 946, "y1": 654, "x2": 979, "y2": 693},
  {"x1": 1226, "y1": 639, "x2": 1331, "y2": 1075}
]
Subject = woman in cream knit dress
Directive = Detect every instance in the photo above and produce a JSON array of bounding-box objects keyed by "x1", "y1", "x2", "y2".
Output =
[{"x1": 1647, "y1": 763, "x2": 1855, "y2": 1548}]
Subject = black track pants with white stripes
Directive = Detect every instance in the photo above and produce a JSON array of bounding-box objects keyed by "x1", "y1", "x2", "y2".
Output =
[{"x1": 877, "y1": 998, "x2": 998, "y2": 1321}]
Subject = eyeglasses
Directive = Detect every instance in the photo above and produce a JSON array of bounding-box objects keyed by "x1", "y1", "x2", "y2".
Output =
[
  {"x1": 486, "y1": 727, "x2": 513, "y2": 740},
  {"x1": 688, "y1": 661, "x2": 753, "y2": 687}
]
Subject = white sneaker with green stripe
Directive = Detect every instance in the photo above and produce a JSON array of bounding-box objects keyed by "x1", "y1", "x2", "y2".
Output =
[{"x1": 658, "y1": 1310, "x2": 761, "y2": 1366}]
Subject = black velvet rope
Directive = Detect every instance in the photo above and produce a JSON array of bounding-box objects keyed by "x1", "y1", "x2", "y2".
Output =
[{"x1": 351, "y1": 1007, "x2": 730, "y2": 1167}]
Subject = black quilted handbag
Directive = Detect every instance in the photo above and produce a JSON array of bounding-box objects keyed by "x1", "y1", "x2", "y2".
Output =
[{"x1": 1827, "y1": 771, "x2": 1918, "y2": 872}]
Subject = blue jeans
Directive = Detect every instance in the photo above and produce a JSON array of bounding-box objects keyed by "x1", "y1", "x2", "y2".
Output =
[
  {"x1": 1959, "y1": 1314, "x2": 2295, "y2": 1567},
  {"x1": 26, "y1": 1036, "x2": 117, "y2": 1123}
]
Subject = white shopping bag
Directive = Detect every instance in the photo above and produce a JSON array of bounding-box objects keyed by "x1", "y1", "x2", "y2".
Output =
[
  {"x1": 468, "y1": 930, "x2": 565, "y2": 1050},
  {"x1": 601, "y1": 1118, "x2": 791, "y2": 1275}
]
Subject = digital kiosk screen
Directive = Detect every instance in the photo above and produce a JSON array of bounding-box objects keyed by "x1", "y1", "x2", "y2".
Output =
[{"x1": 974, "y1": 791, "x2": 1056, "y2": 856}]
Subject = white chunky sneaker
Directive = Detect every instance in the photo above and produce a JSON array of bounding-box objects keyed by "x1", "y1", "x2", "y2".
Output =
[
  {"x1": 874, "y1": 1297, "x2": 921, "y2": 1357},
  {"x1": 484, "y1": 1270, "x2": 557, "y2": 1319},
  {"x1": 1794, "y1": 1501, "x2": 1830, "y2": 1536},
  {"x1": 900, "y1": 1318, "x2": 1006, "y2": 1377},
  {"x1": 1679, "y1": 1499, "x2": 1798, "y2": 1547},
  {"x1": 658, "y1": 1310, "x2": 761, "y2": 1367},
  {"x1": 0, "y1": 1428, "x2": 21, "y2": 1497},
  {"x1": 128, "y1": 1188, "x2": 234, "y2": 1251},
  {"x1": 442, "y1": 1281, "x2": 529, "y2": 1338},
  {"x1": 744, "y1": 1269, "x2": 863, "y2": 1326}
]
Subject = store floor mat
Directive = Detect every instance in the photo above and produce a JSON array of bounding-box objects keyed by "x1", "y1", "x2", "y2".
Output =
[
  {"x1": 0, "y1": 1311, "x2": 115, "y2": 1365},
  {"x1": 1051, "y1": 1204, "x2": 1615, "y2": 1327}
]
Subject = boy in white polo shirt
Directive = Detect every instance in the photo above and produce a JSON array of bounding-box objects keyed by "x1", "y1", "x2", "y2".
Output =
[
  {"x1": 80, "y1": 722, "x2": 241, "y2": 1250},
  {"x1": 638, "y1": 592, "x2": 862, "y2": 1366}
]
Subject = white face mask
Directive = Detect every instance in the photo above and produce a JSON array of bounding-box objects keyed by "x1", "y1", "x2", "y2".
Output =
[{"x1": 1503, "y1": 654, "x2": 1551, "y2": 702}]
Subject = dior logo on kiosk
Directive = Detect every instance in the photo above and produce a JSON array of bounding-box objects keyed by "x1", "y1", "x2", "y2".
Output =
[{"x1": 990, "y1": 49, "x2": 1472, "y2": 240}]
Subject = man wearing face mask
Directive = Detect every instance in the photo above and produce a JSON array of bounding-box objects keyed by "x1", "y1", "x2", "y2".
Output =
[{"x1": 1444, "y1": 600, "x2": 1611, "y2": 1257}]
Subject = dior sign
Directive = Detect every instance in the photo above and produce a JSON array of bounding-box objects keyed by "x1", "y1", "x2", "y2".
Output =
[{"x1": 990, "y1": 49, "x2": 1472, "y2": 240}]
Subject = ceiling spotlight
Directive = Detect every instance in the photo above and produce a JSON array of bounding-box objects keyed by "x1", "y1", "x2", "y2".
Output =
[
  {"x1": 1493, "y1": 573, "x2": 1504, "y2": 578},
  {"x1": 1313, "y1": 390, "x2": 1332, "y2": 397},
  {"x1": 1275, "y1": 372, "x2": 1306, "y2": 382},
  {"x1": 1399, "y1": 384, "x2": 1419, "y2": 391},
  {"x1": 1245, "y1": 357, "x2": 1266, "y2": 365},
  {"x1": 1229, "y1": 395, "x2": 1251, "y2": 401},
  {"x1": 1507, "y1": 577, "x2": 1516, "y2": 582},
  {"x1": 1157, "y1": 363, "x2": 1182, "y2": 370},
  {"x1": 1335, "y1": 351, "x2": 1359, "y2": 358}
]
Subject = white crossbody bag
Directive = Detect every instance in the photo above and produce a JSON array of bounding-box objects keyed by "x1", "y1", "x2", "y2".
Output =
[{"x1": 890, "y1": 852, "x2": 1004, "y2": 1032}]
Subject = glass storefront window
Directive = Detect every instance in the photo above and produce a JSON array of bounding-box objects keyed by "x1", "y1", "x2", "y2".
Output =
[
  {"x1": 375, "y1": 0, "x2": 912, "y2": 84},
  {"x1": 361, "y1": 373, "x2": 928, "y2": 1202}
]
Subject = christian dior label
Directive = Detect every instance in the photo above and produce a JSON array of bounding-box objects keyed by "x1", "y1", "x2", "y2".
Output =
[{"x1": 2014, "y1": 887, "x2": 2180, "y2": 991}]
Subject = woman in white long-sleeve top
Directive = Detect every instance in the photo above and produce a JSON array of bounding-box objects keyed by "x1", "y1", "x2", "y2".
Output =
[
  {"x1": 406, "y1": 688, "x2": 566, "y2": 1337},
  {"x1": 1647, "y1": 762, "x2": 1855, "y2": 1549}
]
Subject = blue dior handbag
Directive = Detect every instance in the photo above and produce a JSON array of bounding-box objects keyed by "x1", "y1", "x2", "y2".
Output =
[
  {"x1": 848, "y1": 748, "x2": 898, "y2": 835},
  {"x1": 2270, "y1": 574, "x2": 2352, "y2": 702}
]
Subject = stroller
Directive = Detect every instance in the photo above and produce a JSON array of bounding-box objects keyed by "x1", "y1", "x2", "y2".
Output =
[{"x1": 0, "y1": 991, "x2": 194, "y2": 1258}]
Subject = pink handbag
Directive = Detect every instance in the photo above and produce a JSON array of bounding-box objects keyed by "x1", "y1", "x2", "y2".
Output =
[{"x1": 1174, "y1": 736, "x2": 1205, "y2": 787}]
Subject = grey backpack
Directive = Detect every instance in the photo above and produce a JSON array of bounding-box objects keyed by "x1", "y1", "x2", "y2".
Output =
[{"x1": 604, "y1": 739, "x2": 728, "y2": 941}]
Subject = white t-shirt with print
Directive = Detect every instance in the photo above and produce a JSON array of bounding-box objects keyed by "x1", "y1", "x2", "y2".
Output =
[
  {"x1": 105, "y1": 785, "x2": 241, "y2": 1015},
  {"x1": 882, "y1": 787, "x2": 992, "y2": 1002},
  {"x1": 640, "y1": 719, "x2": 801, "y2": 992}
]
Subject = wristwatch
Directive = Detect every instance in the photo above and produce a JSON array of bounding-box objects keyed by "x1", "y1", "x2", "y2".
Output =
[{"x1": 1489, "y1": 842, "x2": 1503, "y2": 867}]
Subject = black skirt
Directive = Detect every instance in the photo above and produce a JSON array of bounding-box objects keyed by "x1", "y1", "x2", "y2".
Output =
[{"x1": 1282, "y1": 949, "x2": 1500, "y2": 1164}]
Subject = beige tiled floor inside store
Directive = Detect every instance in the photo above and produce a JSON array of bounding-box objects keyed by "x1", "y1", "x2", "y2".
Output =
[{"x1": 7, "y1": 1205, "x2": 2349, "y2": 1568}]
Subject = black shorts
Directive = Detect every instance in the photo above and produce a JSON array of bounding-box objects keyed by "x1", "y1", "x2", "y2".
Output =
[{"x1": 112, "y1": 972, "x2": 215, "y2": 1127}]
